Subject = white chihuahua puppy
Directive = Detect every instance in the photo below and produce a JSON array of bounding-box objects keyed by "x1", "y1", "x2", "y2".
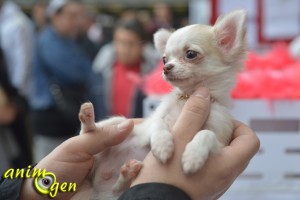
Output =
[
  {"x1": 148, "y1": 9, "x2": 247, "y2": 173},
  {"x1": 72, "y1": 9, "x2": 247, "y2": 200}
]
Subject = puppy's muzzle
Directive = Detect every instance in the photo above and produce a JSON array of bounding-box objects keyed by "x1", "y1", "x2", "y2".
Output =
[{"x1": 163, "y1": 64, "x2": 174, "y2": 75}]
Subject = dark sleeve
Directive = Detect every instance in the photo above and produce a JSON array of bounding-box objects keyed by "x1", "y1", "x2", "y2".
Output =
[
  {"x1": 0, "y1": 177, "x2": 23, "y2": 200},
  {"x1": 118, "y1": 183, "x2": 192, "y2": 200}
]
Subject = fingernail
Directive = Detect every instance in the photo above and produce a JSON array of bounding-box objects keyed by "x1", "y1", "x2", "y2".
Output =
[
  {"x1": 117, "y1": 120, "x2": 131, "y2": 131},
  {"x1": 194, "y1": 87, "x2": 210, "y2": 99}
]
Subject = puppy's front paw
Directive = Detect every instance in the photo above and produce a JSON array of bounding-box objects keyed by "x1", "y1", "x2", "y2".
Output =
[
  {"x1": 182, "y1": 145, "x2": 208, "y2": 174},
  {"x1": 151, "y1": 130, "x2": 174, "y2": 163},
  {"x1": 182, "y1": 130, "x2": 218, "y2": 174}
]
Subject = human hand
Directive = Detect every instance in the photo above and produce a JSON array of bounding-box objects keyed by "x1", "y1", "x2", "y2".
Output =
[
  {"x1": 131, "y1": 87, "x2": 260, "y2": 200},
  {"x1": 20, "y1": 104, "x2": 134, "y2": 200}
]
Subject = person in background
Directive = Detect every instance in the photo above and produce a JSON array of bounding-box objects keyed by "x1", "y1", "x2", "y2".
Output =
[
  {"x1": 32, "y1": 0, "x2": 48, "y2": 32},
  {"x1": 77, "y1": 5, "x2": 102, "y2": 60},
  {"x1": 146, "y1": 3, "x2": 176, "y2": 37},
  {"x1": 0, "y1": 0, "x2": 34, "y2": 168},
  {"x1": 153, "y1": 3, "x2": 174, "y2": 29},
  {"x1": 76, "y1": 4, "x2": 107, "y2": 121},
  {"x1": 30, "y1": 0, "x2": 105, "y2": 163},
  {"x1": 120, "y1": 9, "x2": 138, "y2": 21},
  {"x1": 136, "y1": 10, "x2": 153, "y2": 42},
  {"x1": 0, "y1": 0, "x2": 34, "y2": 100},
  {"x1": 93, "y1": 18, "x2": 160, "y2": 118}
]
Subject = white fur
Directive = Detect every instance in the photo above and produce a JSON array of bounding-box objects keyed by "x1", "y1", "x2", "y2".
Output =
[
  {"x1": 182, "y1": 130, "x2": 220, "y2": 174},
  {"x1": 149, "y1": 9, "x2": 247, "y2": 171},
  {"x1": 153, "y1": 28, "x2": 173, "y2": 55},
  {"x1": 72, "y1": 9, "x2": 247, "y2": 200}
]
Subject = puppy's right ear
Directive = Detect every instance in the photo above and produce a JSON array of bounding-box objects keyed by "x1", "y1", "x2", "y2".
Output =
[
  {"x1": 153, "y1": 29, "x2": 172, "y2": 55},
  {"x1": 213, "y1": 10, "x2": 247, "y2": 60}
]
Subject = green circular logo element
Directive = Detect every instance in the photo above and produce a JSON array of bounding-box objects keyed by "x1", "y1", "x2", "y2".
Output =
[{"x1": 34, "y1": 172, "x2": 56, "y2": 195}]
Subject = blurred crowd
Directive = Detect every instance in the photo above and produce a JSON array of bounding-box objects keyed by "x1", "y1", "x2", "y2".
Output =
[{"x1": 0, "y1": 0, "x2": 187, "y2": 171}]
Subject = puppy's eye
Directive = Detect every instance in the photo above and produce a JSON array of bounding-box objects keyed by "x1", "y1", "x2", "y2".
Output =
[
  {"x1": 162, "y1": 56, "x2": 168, "y2": 65},
  {"x1": 186, "y1": 50, "x2": 198, "y2": 59}
]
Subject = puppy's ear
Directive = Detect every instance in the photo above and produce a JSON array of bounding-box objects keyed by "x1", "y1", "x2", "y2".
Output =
[
  {"x1": 153, "y1": 29, "x2": 172, "y2": 55},
  {"x1": 213, "y1": 10, "x2": 247, "y2": 58}
]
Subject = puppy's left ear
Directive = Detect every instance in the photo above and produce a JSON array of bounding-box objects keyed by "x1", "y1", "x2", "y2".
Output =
[
  {"x1": 213, "y1": 10, "x2": 247, "y2": 59},
  {"x1": 153, "y1": 28, "x2": 172, "y2": 55}
]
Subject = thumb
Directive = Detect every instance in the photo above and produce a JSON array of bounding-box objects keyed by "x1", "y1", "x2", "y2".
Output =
[
  {"x1": 101, "y1": 119, "x2": 134, "y2": 148},
  {"x1": 66, "y1": 119, "x2": 134, "y2": 156},
  {"x1": 172, "y1": 87, "x2": 211, "y2": 142}
]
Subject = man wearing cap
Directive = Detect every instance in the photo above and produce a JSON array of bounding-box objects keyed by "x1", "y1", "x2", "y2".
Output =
[{"x1": 30, "y1": 0, "x2": 103, "y2": 162}]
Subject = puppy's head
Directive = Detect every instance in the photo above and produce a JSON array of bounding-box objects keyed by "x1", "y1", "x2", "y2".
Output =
[{"x1": 154, "y1": 10, "x2": 247, "y2": 95}]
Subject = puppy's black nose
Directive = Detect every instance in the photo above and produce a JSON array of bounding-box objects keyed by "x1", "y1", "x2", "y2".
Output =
[{"x1": 163, "y1": 64, "x2": 174, "y2": 74}]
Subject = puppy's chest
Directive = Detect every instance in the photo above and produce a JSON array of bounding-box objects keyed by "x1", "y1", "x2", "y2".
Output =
[{"x1": 164, "y1": 100, "x2": 185, "y2": 128}]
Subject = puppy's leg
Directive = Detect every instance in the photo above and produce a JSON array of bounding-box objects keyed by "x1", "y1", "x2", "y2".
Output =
[
  {"x1": 150, "y1": 120, "x2": 174, "y2": 163},
  {"x1": 79, "y1": 102, "x2": 97, "y2": 134},
  {"x1": 79, "y1": 102, "x2": 127, "y2": 135},
  {"x1": 112, "y1": 159, "x2": 143, "y2": 196},
  {"x1": 182, "y1": 130, "x2": 223, "y2": 174}
]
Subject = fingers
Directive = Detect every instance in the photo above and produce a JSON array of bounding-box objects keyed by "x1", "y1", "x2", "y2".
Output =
[
  {"x1": 102, "y1": 119, "x2": 134, "y2": 148},
  {"x1": 63, "y1": 119, "x2": 134, "y2": 156},
  {"x1": 172, "y1": 87, "x2": 211, "y2": 142},
  {"x1": 223, "y1": 121, "x2": 260, "y2": 169},
  {"x1": 133, "y1": 118, "x2": 143, "y2": 124},
  {"x1": 231, "y1": 121, "x2": 260, "y2": 157}
]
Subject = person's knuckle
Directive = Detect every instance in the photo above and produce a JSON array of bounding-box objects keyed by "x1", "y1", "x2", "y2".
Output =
[
  {"x1": 101, "y1": 126, "x2": 115, "y2": 147},
  {"x1": 184, "y1": 97, "x2": 209, "y2": 117}
]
